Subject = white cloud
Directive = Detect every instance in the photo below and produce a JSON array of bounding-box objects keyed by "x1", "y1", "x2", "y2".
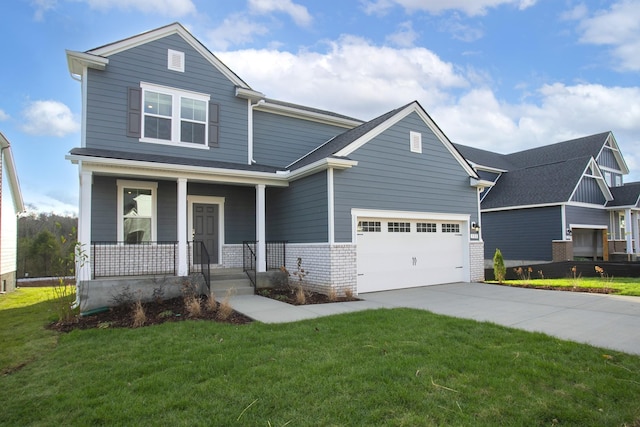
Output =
[
  {"x1": 23, "y1": 192, "x2": 78, "y2": 216},
  {"x1": 362, "y1": 0, "x2": 536, "y2": 16},
  {"x1": 217, "y1": 35, "x2": 468, "y2": 119},
  {"x1": 31, "y1": 0, "x2": 57, "y2": 21},
  {"x1": 574, "y1": 0, "x2": 640, "y2": 71},
  {"x1": 248, "y1": 0, "x2": 312, "y2": 27},
  {"x1": 207, "y1": 14, "x2": 270, "y2": 50},
  {"x1": 0, "y1": 109, "x2": 9, "y2": 121},
  {"x1": 21, "y1": 100, "x2": 80, "y2": 137},
  {"x1": 386, "y1": 21, "x2": 419, "y2": 47},
  {"x1": 76, "y1": 0, "x2": 196, "y2": 17}
]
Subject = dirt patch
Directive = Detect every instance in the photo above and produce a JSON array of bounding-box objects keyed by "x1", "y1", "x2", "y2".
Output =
[
  {"x1": 257, "y1": 288, "x2": 360, "y2": 305},
  {"x1": 49, "y1": 296, "x2": 253, "y2": 332}
]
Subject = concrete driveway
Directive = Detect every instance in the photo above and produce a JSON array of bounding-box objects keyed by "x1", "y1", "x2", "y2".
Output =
[
  {"x1": 362, "y1": 283, "x2": 640, "y2": 355},
  {"x1": 229, "y1": 282, "x2": 640, "y2": 355}
]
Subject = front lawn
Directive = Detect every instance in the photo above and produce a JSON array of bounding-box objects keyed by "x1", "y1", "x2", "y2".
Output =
[
  {"x1": 494, "y1": 276, "x2": 640, "y2": 296},
  {"x1": 1, "y1": 289, "x2": 640, "y2": 425}
]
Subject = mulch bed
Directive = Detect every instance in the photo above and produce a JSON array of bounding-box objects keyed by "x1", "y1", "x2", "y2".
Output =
[
  {"x1": 257, "y1": 287, "x2": 360, "y2": 305},
  {"x1": 49, "y1": 296, "x2": 253, "y2": 333},
  {"x1": 492, "y1": 282, "x2": 617, "y2": 294}
]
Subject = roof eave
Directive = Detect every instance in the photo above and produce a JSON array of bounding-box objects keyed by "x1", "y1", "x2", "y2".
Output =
[
  {"x1": 0, "y1": 133, "x2": 25, "y2": 213},
  {"x1": 66, "y1": 50, "x2": 109, "y2": 76},
  {"x1": 256, "y1": 101, "x2": 363, "y2": 128}
]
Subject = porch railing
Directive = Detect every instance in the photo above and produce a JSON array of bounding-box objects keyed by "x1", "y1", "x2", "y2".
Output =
[
  {"x1": 188, "y1": 241, "x2": 211, "y2": 294},
  {"x1": 242, "y1": 241, "x2": 287, "y2": 287},
  {"x1": 92, "y1": 241, "x2": 178, "y2": 279}
]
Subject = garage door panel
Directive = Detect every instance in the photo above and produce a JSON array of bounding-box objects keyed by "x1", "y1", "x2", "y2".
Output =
[{"x1": 357, "y1": 218, "x2": 466, "y2": 293}]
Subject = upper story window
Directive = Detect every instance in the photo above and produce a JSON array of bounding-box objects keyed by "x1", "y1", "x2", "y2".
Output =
[{"x1": 140, "y1": 82, "x2": 210, "y2": 149}]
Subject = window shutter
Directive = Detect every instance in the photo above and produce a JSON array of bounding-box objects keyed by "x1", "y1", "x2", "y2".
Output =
[
  {"x1": 127, "y1": 87, "x2": 142, "y2": 138},
  {"x1": 209, "y1": 102, "x2": 219, "y2": 147}
]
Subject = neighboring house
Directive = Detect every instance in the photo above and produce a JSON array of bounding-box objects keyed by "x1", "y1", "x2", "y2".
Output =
[
  {"x1": 0, "y1": 132, "x2": 25, "y2": 293},
  {"x1": 65, "y1": 23, "x2": 487, "y2": 311},
  {"x1": 455, "y1": 132, "x2": 640, "y2": 264}
]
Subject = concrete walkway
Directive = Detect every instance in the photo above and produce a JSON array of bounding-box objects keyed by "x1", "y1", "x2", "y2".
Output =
[{"x1": 229, "y1": 282, "x2": 640, "y2": 355}]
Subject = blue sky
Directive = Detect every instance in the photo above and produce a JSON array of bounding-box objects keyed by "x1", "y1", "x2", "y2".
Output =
[{"x1": 1, "y1": 0, "x2": 639, "y2": 215}]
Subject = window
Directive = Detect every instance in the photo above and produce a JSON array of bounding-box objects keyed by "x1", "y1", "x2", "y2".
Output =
[
  {"x1": 359, "y1": 221, "x2": 381, "y2": 232},
  {"x1": 442, "y1": 223, "x2": 460, "y2": 233},
  {"x1": 388, "y1": 222, "x2": 411, "y2": 232},
  {"x1": 417, "y1": 222, "x2": 437, "y2": 233},
  {"x1": 117, "y1": 180, "x2": 157, "y2": 243},
  {"x1": 140, "y1": 82, "x2": 210, "y2": 148}
]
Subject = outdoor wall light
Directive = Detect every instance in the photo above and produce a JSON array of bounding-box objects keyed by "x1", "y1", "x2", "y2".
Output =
[
  {"x1": 471, "y1": 221, "x2": 480, "y2": 231},
  {"x1": 566, "y1": 228, "x2": 572, "y2": 236}
]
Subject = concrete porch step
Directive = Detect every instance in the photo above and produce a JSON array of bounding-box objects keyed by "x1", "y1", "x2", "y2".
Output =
[{"x1": 208, "y1": 269, "x2": 254, "y2": 296}]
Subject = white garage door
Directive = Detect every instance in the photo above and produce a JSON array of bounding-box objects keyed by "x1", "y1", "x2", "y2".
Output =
[{"x1": 356, "y1": 218, "x2": 466, "y2": 293}]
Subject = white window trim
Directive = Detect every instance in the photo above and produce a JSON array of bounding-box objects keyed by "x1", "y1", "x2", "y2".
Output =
[
  {"x1": 140, "y1": 82, "x2": 210, "y2": 150},
  {"x1": 117, "y1": 180, "x2": 158, "y2": 243}
]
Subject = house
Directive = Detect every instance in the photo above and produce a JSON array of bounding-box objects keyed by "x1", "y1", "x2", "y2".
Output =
[
  {"x1": 455, "y1": 132, "x2": 640, "y2": 264},
  {"x1": 65, "y1": 23, "x2": 487, "y2": 311},
  {"x1": 0, "y1": 132, "x2": 25, "y2": 293}
]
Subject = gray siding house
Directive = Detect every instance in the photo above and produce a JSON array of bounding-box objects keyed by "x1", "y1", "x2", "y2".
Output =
[
  {"x1": 66, "y1": 23, "x2": 487, "y2": 311},
  {"x1": 455, "y1": 132, "x2": 640, "y2": 264}
]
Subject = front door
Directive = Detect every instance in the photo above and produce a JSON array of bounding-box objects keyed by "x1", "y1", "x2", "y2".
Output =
[{"x1": 193, "y1": 203, "x2": 219, "y2": 264}]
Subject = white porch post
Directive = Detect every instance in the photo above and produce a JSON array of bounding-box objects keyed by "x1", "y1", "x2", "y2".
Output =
[
  {"x1": 625, "y1": 208, "x2": 633, "y2": 258},
  {"x1": 256, "y1": 184, "x2": 266, "y2": 272},
  {"x1": 633, "y1": 211, "x2": 640, "y2": 257},
  {"x1": 77, "y1": 168, "x2": 92, "y2": 282},
  {"x1": 177, "y1": 178, "x2": 188, "y2": 276}
]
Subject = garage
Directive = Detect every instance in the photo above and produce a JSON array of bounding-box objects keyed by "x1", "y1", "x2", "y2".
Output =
[{"x1": 356, "y1": 216, "x2": 468, "y2": 293}]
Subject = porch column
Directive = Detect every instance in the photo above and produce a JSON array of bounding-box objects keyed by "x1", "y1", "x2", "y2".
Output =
[
  {"x1": 177, "y1": 178, "x2": 188, "y2": 276},
  {"x1": 625, "y1": 208, "x2": 633, "y2": 259},
  {"x1": 633, "y1": 211, "x2": 640, "y2": 257},
  {"x1": 256, "y1": 184, "x2": 266, "y2": 272},
  {"x1": 77, "y1": 169, "x2": 92, "y2": 281}
]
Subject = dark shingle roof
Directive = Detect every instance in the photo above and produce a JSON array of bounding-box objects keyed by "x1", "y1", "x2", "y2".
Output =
[
  {"x1": 453, "y1": 143, "x2": 514, "y2": 170},
  {"x1": 504, "y1": 132, "x2": 610, "y2": 169},
  {"x1": 287, "y1": 102, "x2": 412, "y2": 170},
  {"x1": 607, "y1": 182, "x2": 640, "y2": 207},
  {"x1": 481, "y1": 156, "x2": 591, "y2": 209},
  {"x1": 69, "y1": 147, "x2": 283, "y2": 173}
]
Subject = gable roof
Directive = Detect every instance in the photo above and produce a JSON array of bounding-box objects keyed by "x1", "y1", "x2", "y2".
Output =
[
  {"x1": 481, "y1": 156, "x2": 594, "y2": 210},
  {"x1": 67, "y1": 22, "x2": 254, "y2": 92},
  {"x1": 288, "y1": 101, "x2": 479, "y2": 180},
  {"x1": 607, "y1": 182, "x2": 640, "y2": 208},
  {"x1": 453, "y1": 144, "x2": 513, "y2": 171},
  {"x1": 0, "y1": 133, "x2": 25, "y2": 213}
]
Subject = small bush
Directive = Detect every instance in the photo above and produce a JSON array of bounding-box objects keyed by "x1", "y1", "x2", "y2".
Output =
[
  {"x1": 216, "y1": 291, "x2": 233, "y2": 320},
  {"x1": 295, "y1": 286, "x2": 306, "y2": 305},
  {"x1": 185, "y1": 296, "x2": 202, "y2": 317},
  {"x1": 493, "y1": 249, "x2": 506, "y2": 284},
  {"x1": 132, "y1": 300, "x2": 146, "y2": 328},
  {"x1": 344, "y1": 288, "x2": 354, "y2": 300},
  {"x1": 205, "y1": 292, "x2": 217, "y2": 312},
  {"x1": 328, "y1": 287, "x2": 338, "y2": 302}
]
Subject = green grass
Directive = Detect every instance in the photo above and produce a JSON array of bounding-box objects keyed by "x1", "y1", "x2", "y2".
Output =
[
  {"x1": 1, "y1": 291, "x2": 640, "y2": 425},
  {"x1": 498, "y1": 276, "x2": 640, "y2": 296},
  {"x1": 0, "y1": 287, "x2": 66, "y2": 374}
]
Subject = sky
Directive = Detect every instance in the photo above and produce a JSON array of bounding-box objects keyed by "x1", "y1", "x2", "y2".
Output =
[{"x1": 1, "y1": 0, "x2": 639, "y2": 216}]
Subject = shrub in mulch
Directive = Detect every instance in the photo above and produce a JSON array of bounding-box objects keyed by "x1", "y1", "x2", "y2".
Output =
[
  {"x1": 257, "y1": 287, "x2": 360, "y2": 305},
  {"x1": 49, "y1": 296, "x2": 252, "y2": 333}
]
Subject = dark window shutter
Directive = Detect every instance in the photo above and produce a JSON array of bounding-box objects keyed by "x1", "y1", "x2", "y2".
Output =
[
  {"x1": 209, "y1": 102, "x2": 219, "y2": 147},
  {"x1": 127, "y1": 87, "x2": 142, "y2": 138}
]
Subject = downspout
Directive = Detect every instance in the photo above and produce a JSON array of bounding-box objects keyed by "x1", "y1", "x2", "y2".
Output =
[{"x1": 247, "y1": 99, "x2": 265, "y2": 165}]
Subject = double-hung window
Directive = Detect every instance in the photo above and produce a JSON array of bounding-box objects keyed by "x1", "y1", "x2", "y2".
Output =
[
  {"x1": 140, "y1": 82, "x2": 210, "y2": 148},
  {"x1": 117, "y1": 180, "x2": 157, "y2": 244}
]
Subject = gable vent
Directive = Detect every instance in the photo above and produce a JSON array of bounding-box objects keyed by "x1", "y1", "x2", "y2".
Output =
[
  {"x1": 167, "y1": 49, "x2": 185, "y2": 72},
  {"x1": 410, "y1": 131, "x2": 422, "y2": 154}
]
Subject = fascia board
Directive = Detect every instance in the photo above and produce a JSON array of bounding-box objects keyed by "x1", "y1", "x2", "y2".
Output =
[
  {"x1": 482, "y1": 202, "x2": 564, "y2": 213},
  {"x1": 473, "y1": 163, "x2": 508, "y2": 173},
  {"x1": 66, "y1": 50, "x2": 109, "y2": 75},
  {"x1": 87, "y1": 23, "x2": 251, "y2": 90},
  {"x1": 235, "y1": 87, "x2": 266, "y2": 102},
  {"x1": 335, "y1": 102, "x2": 479, "y2": 178},
  {"x1": 470, "y1": 178, "x2": 494, "y2": 188},
  {"x1": 255, "y1": 101, "x2": 362, "y2": 129},
  {"x1": 0, "y1": 133, "x2": 25, "y2": 212},
  {"x1": 66, "y1": 154, "x2": 289, "y2": 187},
  {"x1": 286, "y1": 158, "x2": 358, "y2": 182},
  {"x1": 605, "y1": 133, "x2": 630, "y2": 174}
]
